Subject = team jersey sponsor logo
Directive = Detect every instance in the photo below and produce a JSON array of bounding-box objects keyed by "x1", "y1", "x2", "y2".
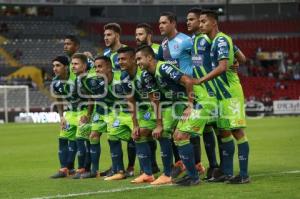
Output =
[
  {"x1": 143, "y1": 111, "x2": 151, "y2": 120},
  {"x1": 112, "y1": 119, "x2": 120, "y2": 127},
  {"x1": 93, "y1": 114, "x2": 99, "y2": 122}
]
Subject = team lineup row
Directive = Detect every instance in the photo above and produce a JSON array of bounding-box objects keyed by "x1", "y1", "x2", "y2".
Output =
[{"x1": 50, "y1": 8, "x2": 250, "y2": 186}]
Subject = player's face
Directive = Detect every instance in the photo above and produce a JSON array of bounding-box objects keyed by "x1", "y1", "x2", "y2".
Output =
[
  {"x1": 187, "y1": 13, "x2": 200, "y2": 33},
  {"x1": 118, "y1": 52, "x2": 135, "y2": 71},
  {"x1": 104, "y1": 29, "x2": 117, "y2": 47},
  {"x1": 64, "y1": 39, "x2": 78, "y2": 56},
  {"x1": 135, "y1": 28, "x2": 148, "y2": 46},
  {"x1": 95, "y1": 59, "x2": 111, "y2": 77},
  {"x1": 135, "y1": 51, "x2": 149, "y2": 71},
  {"x1": 71, "y1": 58, "x2": 86, "y2": 75},
  {"x1": 199, "y1": 14, "x2": 214, "y2": 34},
  {"x1": 159, "y1": 16, "x2": 174, "y2": 36},
  {"x1": 52, "y1": 61, "x2": 66, "y2": 77}
]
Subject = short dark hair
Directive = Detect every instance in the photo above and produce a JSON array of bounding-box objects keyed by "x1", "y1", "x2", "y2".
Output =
[
  {"x1": 160, "y1": 11, "x2": 177, "y2": 23},
  {"x1": 187, "y1": 7, "x2": 202, "y2": 17},
  {"x1": 64, "y1": 35, "x2": 80, "y2": 46},
  {"x1": 71, "y1": 53, "x2": 87, "y2": 64},
  {"x1": 135, "y1": 45, "x2": 155, "y2": 58},
  {"x1": 200, "y1": 9, "x2": 218, "y2": 21},
  {"x1": 94, "y1": 56, "x2": 112, "y2": 67},
  {"x1": 136, "y1": 23, "x2": 153, "y2": 35},
  {"x1": 117, "y1": 46, "x2": 135, "y2": 56},
  {"x1": 52, "y1": 55, "x2": 69, "y2": 66},
  {"x1": 104, "y1": 23, "x2": 121, "y2": 34}
]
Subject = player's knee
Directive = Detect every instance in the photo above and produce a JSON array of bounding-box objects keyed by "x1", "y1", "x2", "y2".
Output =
[
  {"x1": 221, "y1": 130, "x2": 232, "y2": 138},
  {"x1": 232, "y1": 129, "x2": 245, "y2": 140},
  {"x1": 173, "y1": 130, "x2": 190, "y2": 142},
  {"x1": 139, "y1": 128, "x2": 152, "y2": 137},
  {"x1": 89, "y1": 131, "x2": 100, "y2": 144}
]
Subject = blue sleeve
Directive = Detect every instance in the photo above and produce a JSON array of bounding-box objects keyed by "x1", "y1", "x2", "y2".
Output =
[
  {"x1": 216, "y1": 37, "x2": 230, "y2": 61},
  {"x1": 159, "y1": 63, "x2": 184, "y2": 83},
  {"x1": 141, "y1": 71, "x2": 158, "y2": 93},
  {"x1": 120, "y1": 71, "x2": 133, "y2": 95},
  {"x1": 182, "y1": 36, "x2": 193, "y2": 55},
  {"x1": 157, "y1": 45, "x2": 164, "y2": 61}
]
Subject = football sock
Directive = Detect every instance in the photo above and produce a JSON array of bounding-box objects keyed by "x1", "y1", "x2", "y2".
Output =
[
  {"x1": 171, "y1": 138, "x2": 181, "y2": 163},
  {"x1": 90, "y1": 143, "x2": 101, "y2": 174},
  {"x1": 237, "y1": 136, "x2": 249, "y2": 177},
  {"x1": 158, "y1": 137, "x2": 173, "y2": 176},
  {"x1": 190, "y1": 135, "x2": 201, "y2": 164},
  {"x1": 67, "y1": 140, "x2": 77, "y2": 170},
  {"x1": 127, "y1": 138, "x2": 136, "y2": 168},
  {"x1": 203, "y1": 129, "x2": 218, "y2": 168},
  {"x1": 221, "y1": 136, "x2": 235, "y2": 176},
  {"x1": 76, "y1": 139, "x2": 86, "y2": 169},
  {"x1": 148, "y1": 140, "x2": 158, "y2": 168},
  {"x1": 85, "y1": 141, "x2": 91, "y2": 172},
  {"x1": 108, "y1": 140, "x2": 124, "y2": 173},
  {"x1": 217, "y1": 134, "x2": 223, "y2": 169},
  {"x1": 136, "y1": 142, "x2": 152, "y2": 175},
  {"x1": 58, "y1": 138, "x2": 68, "y2": 168}
]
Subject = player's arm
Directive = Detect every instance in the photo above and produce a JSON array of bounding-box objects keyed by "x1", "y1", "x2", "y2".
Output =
[
  {"x1": 148, "y1": 91, "x2": 163, "y2": 139},
  {"x1": 231, "y1": 45, "x2": 246, "y2": 72},
  {"x1": 56, "y1": 97, "x2": 66, "y2": 129}
]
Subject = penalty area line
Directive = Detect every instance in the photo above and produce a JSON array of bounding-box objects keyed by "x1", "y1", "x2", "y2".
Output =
[{"x1": 30, "y1": 170, "x2": 300, "y2": 199}]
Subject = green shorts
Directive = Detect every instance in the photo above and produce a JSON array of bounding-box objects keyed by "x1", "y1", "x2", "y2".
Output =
[
  {"x1": 75, "y1": 109, "x2": 92, "y2": 140},
  {"x1": 217, "y1": 97, "x2": 247, "y2": 130},
  {"x1": 59, "y1": 111, "x2": 78, "y2": 141},
  {"x1": 176, "y1": 103, "x2": 208, "y2": 136},
  {"x1": 91, "y1": 112, "x2": 107, "y2": 134},
  {"x1": 104, "y1": 111, "x2": 132, "y2": 141},
  {"x1": 205, "y1": 96, "x2": 218, "y2": 125},
  {"x1": 160, "y1": 103, "x2": 185, "y2": 138}
]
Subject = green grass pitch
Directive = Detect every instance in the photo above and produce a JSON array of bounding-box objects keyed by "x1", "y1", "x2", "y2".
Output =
[{"x1": 0, "y1": 117, "x2": 299, "y2": 199}]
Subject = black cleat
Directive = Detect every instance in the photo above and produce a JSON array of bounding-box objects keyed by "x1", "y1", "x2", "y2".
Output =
[
  {"x1": 173, "y1": 174, "x2": 189, "y2": 184},
  {"x1": 100, "y1": 167, "x2": 112, "y2": 177},
  {"x1": 204, "y1": 167, "x2": 219, "y2": 181},
  {"x1": 72, "y1": 169, "x2": 86, "y2": 179},
  {"x1": 125, "y1": 166, "x2": 134, "y2": 178},
  {"x1": 227, "y1": 175, "x2": 250, "y2": 184},
  {"x1": 80, "y1": 171, "x2": 99, "y2": 179},
  {"x1": 176, "y1": 176, "x2": 200, "y2": 186},
  {"x1": 207, "y1": 174, "x2": 233, "y2": 183},
  {"x1": 50, "y1": 169, "x2": 68, "y2": 179}
]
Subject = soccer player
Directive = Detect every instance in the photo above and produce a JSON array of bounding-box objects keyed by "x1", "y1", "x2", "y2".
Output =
[
  {"x1": 158, "y1": 11, "x2": 204, "y2": 178},
  {"x1": 50, "y1": 56, "x2": 74, "y2": 178},
  {"x1": 135, "y1": 23, "x2": 160, "y2": 173},
  {"x1": 197, "y1": 10, "x2": 250, "y2": 184},
  {"x1": 117, "y1": 46, "x2": 157, "y2": 183},
  {"x1": 102, "y1": 23, "x2": 136, "y2": 177},
  {"x1": 135, "y1": 45, "x2": 209, "y2": 186}
]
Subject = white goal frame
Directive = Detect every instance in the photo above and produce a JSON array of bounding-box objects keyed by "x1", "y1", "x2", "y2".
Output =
[{"x1": 0, "y1": 85, "x2": 29, "y2": 123}]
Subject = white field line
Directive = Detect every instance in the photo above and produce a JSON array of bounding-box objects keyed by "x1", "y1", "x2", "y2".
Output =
[{"x1": 30, "y1": 170, "x2": 300, "y2": 199}]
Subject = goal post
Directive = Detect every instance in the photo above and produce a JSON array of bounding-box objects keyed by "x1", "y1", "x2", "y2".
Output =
[{"x1": 0, "y1": 85, "x2": 30, "y2": 123}]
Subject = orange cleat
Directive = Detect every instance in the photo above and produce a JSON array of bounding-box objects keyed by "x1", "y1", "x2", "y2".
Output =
[
  {"x1": 104, "y1": 171, "x2": 126, "y2": 181},
  {"x1": 131, "y1": 173, "x2": 155, "y2": 184},
  {"x1": 150, "y1": 174, "x2": 172, "y2": 185}
]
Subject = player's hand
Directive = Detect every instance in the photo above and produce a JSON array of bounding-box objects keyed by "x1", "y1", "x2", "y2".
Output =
[
  {"x1": 182, "y1": 106, "x2": 192, "y2": 121},
  {"x1": 60, "y1": 117, "x2": 66, "y2": 129},
  {"x1": 132, "y1": 126, "x2": 140, "y2": 141},
  {"x1": 89, "y1": 131, "x2": 100, "y2": 140},
  {"x1": 79, "y1": 115, "x2": 89, "y2": 125},
  {"x1": 231, "y1": 59, "x2": 239, "y2": 73},
  {"x1": 152, "y1": 125, "x2": 163, "y2": 139}
]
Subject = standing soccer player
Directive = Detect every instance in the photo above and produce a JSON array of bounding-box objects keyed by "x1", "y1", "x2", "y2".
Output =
[
  {"x1": 117, "y1": 46, "x2": 157, "y2": 183},
  {"x1": 158, "y1": 11, "x2": 204, "y2": 178},
  {"x1": 135, "y1": 23, "x2": 160, "y2": 173},
  {"x1": 198, "y1": 10, "x2": 250, "y2": 184},
  {"x1": 135, "y1": 45, "x2": 209, "y2": 186},
  {"x1": 102, "y1": 23, "x2": 136, "y2": 177}
]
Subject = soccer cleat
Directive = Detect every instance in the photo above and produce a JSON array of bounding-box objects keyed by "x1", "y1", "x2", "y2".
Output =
[
  {"x1": 100, "y1": 167, "x2": 112, "y2": 177},
  {"x1": 226, "y1": 175, "x2": 250, "y2": 184},
  {"x1": 125, "y1": 166, "x2": 134, "y2": 178},
  {"x1": 172, "y1": 174, "x2": 189, "y2": 184},
  {"x1": 50, "y1": 168, "x2": 68, "y2": 179},
  {"x1": 104, "y1": 171, "x2": 126, "y2": 181},
  {"x1": 204, "y1": 167, "x2": 219, "y2": 180},
  {"x1": 171, "y1": 160, "x2": 186, "y2": 179},
  {"x1": 176, "y1": 176, "x2": 200, "y2": 186},
  {"x1": 131, "y1": 173, "x2": 155, "y2": 184},
  {"x1": 150, "y1": 174, "x2": 172, "y2": 185},
  {"x1": 68, "y1": 169, "x2": 76, "y2": 176},
  {"x1": 195, "y1": 162, "x2": 206, "y2": 175},
  {"x1": 80, "y1": 171, "x2": 99, "y2": 179},
  {"x1": 72, "y1": 168, "x2": 86, "y2": 179},
  {"x1": 207, "y1": 174, "x2": 233, "y2": 183}
]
